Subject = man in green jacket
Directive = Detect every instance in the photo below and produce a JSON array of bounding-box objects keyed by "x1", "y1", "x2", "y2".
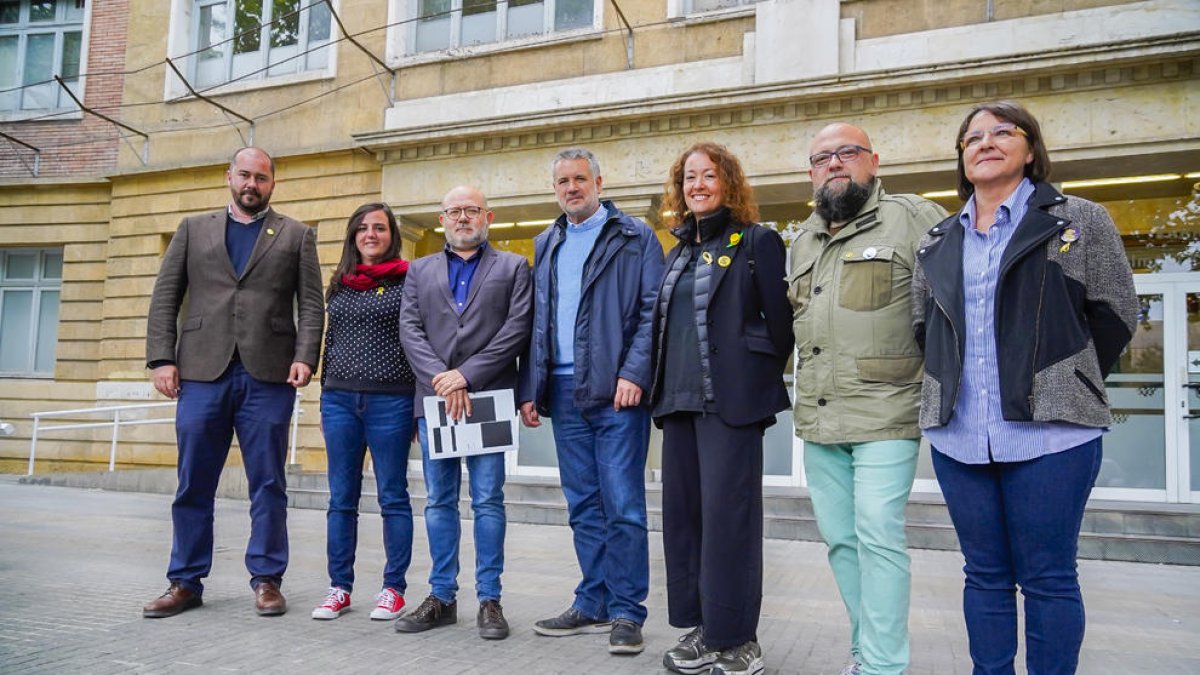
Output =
[{"x1": 788, "y1": 123, "x2": 946, "y2": 675}]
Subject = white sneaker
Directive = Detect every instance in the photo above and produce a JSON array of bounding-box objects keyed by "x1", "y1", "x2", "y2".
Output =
[
  {"x1": 839, "y1": 656, "x2": 863, "y2": 675},
  {"x1": 370, "y1": 587, "x2": 405, "y2": 620},
  {"x1": 311, "y1": 587, "x2": 350, "y2": 620}
]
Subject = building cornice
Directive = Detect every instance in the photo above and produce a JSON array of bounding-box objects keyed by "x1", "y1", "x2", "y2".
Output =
[{"x1": 355, "y1": 34, "x2": 1198, "y2": 163}]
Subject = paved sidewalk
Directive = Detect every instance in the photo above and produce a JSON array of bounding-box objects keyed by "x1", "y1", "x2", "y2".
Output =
[{"x1": 1, "y1": 479, "x2": 1197, "y2": 674}]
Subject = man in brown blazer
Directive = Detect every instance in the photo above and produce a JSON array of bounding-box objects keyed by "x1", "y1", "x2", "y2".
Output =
[
  {"x1": 396, "y1": 185, "x2": 532, "y2": 640},
  {"x1": 142, "y1": 147, "x2": 324, "y2": 619}
]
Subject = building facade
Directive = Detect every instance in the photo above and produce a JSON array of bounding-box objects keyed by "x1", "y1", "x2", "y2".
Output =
[{"x1": 1, "y1": 0, "x2": 1198, "y2": 504}]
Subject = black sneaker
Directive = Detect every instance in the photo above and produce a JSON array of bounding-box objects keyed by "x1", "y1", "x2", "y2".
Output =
[
  {"x1": 533, "y1": 606, "x2": 612, "y2": 636},
  {"x1": 477, "y1": 599, "x2": 509, "y2": 640},
  {"x1": 394, "y1": 594, "x2": 457, "y2": 633},
  {"x1": 663, "y1": 626, "x2": 720, "y2": 674},
  {"x1": 710, "y1": 640, "x2": 764, "y2": 675},
  {"x1": 608, "y1": 618, "x2": 644, "y2": 655}
]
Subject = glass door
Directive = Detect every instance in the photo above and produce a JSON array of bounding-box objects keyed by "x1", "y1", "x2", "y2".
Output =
[{"x1": 1096, "y1": 273, "x2": 1200, "y2": 503}]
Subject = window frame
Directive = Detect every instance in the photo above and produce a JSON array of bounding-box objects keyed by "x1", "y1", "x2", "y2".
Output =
[
  {"x1": 388, "y1": 0, "x2": 603, "y2": 64},
  {"x1": 666, "y1": 0, "x2": 755, "y2": 21},
  {"x1": 0, "y1": 0, "x2": 91, "y2": 121},
  {"x1": 0, "y1": 248, "x2": 63, "y2": 378},
  {"x1": 165, "y1": 0, "x2": 337, "y2": 98}
]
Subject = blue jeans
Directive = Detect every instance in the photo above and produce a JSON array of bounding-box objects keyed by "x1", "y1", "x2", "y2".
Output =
[
  {"x1": 549, "y1": 375, "x2": 650, "y2": 624},
  {"x1": 418, "y1": 417, "x2": 506, "y2": 603},
  {"x1": 320, "y1": 389, "x2": 415, "y2": 593},
  {"x1": 805, "y1": 440, "x2": 919, "y2": 675},
  {"x1": 932, "y1": 438, "x2": 1103, "y2": 675},
  {"x1": 169, "y1": 362, "x2": 293, "y2": 594}
]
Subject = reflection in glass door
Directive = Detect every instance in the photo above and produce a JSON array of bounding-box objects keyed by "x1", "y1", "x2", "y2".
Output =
[{"x1": 1096, "y1": 292, "x2": 1168, "y2": 499}]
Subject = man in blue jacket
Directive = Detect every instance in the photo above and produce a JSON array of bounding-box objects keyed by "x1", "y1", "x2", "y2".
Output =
[{"x1": 519, "y1": 147, "x2": 664, "y2": 656}]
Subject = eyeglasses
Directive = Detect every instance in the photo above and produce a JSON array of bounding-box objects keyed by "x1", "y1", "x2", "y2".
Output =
[
  {"x1": 442, "y1": 206, "x2": 484, "y2": 220},
  {"x1": 809, "y1": 145, "x2": 871, "y2": 169},
  {"x1": 959, "y1": 123, "x2": 1027, "y2": 150}
]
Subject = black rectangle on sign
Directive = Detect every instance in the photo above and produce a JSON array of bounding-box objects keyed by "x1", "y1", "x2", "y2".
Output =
[
  {"x1": 479, "y1": 421, "x2": 512, "y2": 447},
  {"x1": 433, "y1": 427, "x2": 444, "y2": 454},
  {"x1": 471, "y1": 397, "x2": 497, "y2": 423},
  {"x1": 437, "y1": 401, "x2": 448, "y2": 427}
]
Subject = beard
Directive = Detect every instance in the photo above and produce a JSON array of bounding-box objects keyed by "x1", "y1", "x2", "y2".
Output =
[
  {"x1": 813, "y1": 176, "x2": 874, "y2": 223},
  {"x1": 446, "y1": 227, "x2": 486, "y2": 251},
  {"x1": 232, "y1": 186, "x2": 270, "y2": 213}
]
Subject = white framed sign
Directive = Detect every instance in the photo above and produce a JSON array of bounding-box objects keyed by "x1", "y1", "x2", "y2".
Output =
[{"x1": 422, "y1": 388, "x2": 519, "y2": 460}]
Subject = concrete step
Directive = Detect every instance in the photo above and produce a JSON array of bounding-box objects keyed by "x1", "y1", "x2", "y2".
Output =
[{"x1": 17, "y1": 467, "x2": 1200, "y2": 565}]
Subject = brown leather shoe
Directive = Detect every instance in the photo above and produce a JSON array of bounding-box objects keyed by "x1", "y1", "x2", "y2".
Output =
[
  {"x1": 143, "y1": 582, "x2": 202, "y2": 618},
  {"x1": 254, "y1": 580, "x2": 287, "y2": 616}
]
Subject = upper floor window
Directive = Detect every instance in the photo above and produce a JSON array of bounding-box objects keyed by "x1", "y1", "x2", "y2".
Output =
[
  {"x1": 684, "y1": 0, "x2": 751, "y2": 15},
  {"x1": 0, "y1": 0, "x2": 86, "y2": 112},
  {"x1": 410, "y1": 0, "x2": 594, "y2": 54},
  {"x1": 191, "y1": 0, "x2": 333, "y2": 89},
  {"x1": 0, "y1": 249, "x2": 62, "y2": 377}
]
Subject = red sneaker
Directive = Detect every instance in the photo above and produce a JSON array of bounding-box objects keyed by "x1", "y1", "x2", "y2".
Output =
[
  {"x1": 371, "y1": 587, "x2": 405, "y2": 620},
  {"x1": 311, "y1": 587, "x2": 350, "y2": 620}
]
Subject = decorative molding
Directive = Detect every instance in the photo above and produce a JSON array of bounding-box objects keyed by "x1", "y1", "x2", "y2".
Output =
[{"x1": 357, "y1": 40, "x2": 1199, "y2": 164}]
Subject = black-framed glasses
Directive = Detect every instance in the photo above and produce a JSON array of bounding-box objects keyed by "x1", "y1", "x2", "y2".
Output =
[
  {"x1": 959, "y1": 123, "x2": 1027, "y2": 150},
  {"x1": 809, "y1": 145, "x2": 871, "y2": 168},
  {"x1": 442, "y1": 206, "x2": 484, "y2": 220}
]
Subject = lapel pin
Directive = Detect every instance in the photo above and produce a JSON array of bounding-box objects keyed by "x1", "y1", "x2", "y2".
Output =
[
  {"x1": 863, "y1": 246, "x2": 878, "y2": 260},
  {"x1": 717, "y1": 255, "x2": 732, "y2": 268},
  {"x1": 376, "y1": 286, "x2": 385, "y2": 296},
  {"x1": 702, "y1": 251, "x2": 714, "y2": 265},
  {"x1": 727, "y1": 231, "x2": 743, "y2": 248},
  {"x1": 267, "y1": 228, "x2": 276, "y2": 236},
  {"x1": 1059, "y1": 226, "x2": 1078, "y2": 253}
]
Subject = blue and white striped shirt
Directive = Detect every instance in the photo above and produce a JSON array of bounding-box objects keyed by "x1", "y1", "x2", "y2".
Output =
[{"x1": 924, "y1": 179, "x2": 1102, "y2": 464}]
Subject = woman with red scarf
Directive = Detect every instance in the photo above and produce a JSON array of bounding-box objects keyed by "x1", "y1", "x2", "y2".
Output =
[{"x1": 311, "y1": 203, "x2": 417, "y2": 622}]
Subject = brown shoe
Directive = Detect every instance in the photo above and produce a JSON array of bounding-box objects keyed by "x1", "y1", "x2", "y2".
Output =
[
  {"x1": 477, "y1": 599, "x2": 509, "y2": 640},
  {"x1": 143, "y1": 582, "x2": 202, "y2": 618},
  {"x1": 254, "y1": 580, "x2": 287, "y2": 616}
]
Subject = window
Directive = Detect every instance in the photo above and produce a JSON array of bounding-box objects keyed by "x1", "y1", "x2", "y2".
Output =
[
  {"x1": 190, "y1": 0, "x2": 333, "y2": 89},
  {"x1": 0, "y1": 249, "x2": 62, "y2": 376},
  {"x1": 0, "y1": 0, "x2": 86, "y2": 112},
  {"x1": 410, "y1": 0, "x2": 594, "y2": 54},
  {"x1": 682, "y1": 0, "x2": 751, "y2": 15}
]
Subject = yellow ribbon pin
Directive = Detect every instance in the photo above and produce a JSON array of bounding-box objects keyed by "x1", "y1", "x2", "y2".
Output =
[
  {"x1": 717, "y1": 255, "x2": 732, "y2": 268},
  {"x1": 376, "y1": 286, "x2": 385, "y2": 296},
  {"x1": 266, "y1": 228, "x2": 276, "y2": 236},
  {"x1": 702, "y1": 251, "x2": 714, "y2": 264}
]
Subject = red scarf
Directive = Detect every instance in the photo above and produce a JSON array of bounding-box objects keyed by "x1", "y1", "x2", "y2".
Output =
[{"x1": 341, "y1": 258, "x2": 409, "y2": 291}]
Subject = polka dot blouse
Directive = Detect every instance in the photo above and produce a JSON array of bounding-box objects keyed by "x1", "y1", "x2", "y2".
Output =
[{"x1": 320, "y1": 278, "x2": 416, "y2": 394}]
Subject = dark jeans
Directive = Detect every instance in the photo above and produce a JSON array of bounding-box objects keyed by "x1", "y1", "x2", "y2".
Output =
[
  {"x1": 320, "y1": 389, "x2": 415, "y2": 593},
  {"x1": 549, "y1": 375, "x2": 651, "y2": 624},
  {"x1": 932, "y1": 438, "x2": 1103, "y2": 675},
  {"x1": 661, "y1": 412, "x2": 764, "y2": 650},
  {"x1": 169, "y1": 362, "x2": 294, "y2": 594}
]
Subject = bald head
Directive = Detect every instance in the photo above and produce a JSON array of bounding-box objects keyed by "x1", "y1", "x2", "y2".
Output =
[
  {"x1": 808, "y1": 123, "x2": 880, "y2": 226},
  {"x1": 439, "y1": 185, "x2": 493, "y2": 257},
  {"x1": 226, "y1": 146, "x2": 276, "y2": 218}
]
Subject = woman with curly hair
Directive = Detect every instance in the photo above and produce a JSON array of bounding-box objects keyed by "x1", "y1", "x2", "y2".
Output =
[{"x1": 651, "y1": 142, "x2": 794, "y2": 675}]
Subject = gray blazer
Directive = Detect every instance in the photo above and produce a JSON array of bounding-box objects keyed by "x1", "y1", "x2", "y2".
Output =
[
  {"x1": 145, "y1": 208, "x2": 325, "y2": 383},
  {"x1": 399, "y1": 245, "x2": 533, "y2": 415}
]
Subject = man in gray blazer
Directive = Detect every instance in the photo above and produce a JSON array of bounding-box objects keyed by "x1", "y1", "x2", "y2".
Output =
[
  {"x1": 142, "y1": 147, "x2": 324, "y2": 619},
  {"x1": 397, "y1": 185, "x2": 532, "y2": 640}
]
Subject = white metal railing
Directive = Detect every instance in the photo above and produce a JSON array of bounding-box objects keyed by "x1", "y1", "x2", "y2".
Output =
[{"x1": 28, "y1": 393, "x2": 304, "y2": 475}]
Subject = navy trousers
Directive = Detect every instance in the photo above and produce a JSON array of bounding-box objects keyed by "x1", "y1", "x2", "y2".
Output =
[
  {"x1": 661, "y1": 412, "x2": 765, "y2": 650},
  {"x1": 168, "y1": 362, "x2": 294, "y2": 594},
  {"x1": 933, "y1": 439, "x2": 1103, "y2": 675}
]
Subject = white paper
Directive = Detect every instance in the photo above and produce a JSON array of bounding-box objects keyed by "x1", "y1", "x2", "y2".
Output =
[{"x1": 422, "y1": 388, "x2": 519, "y2": 460}]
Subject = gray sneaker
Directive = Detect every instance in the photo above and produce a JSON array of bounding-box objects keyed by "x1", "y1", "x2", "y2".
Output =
[
  {"x1": 663, "y1": 626, "x2": 720, "y2": 674},
  {"x1": 533, "y1": 606, "x2": 611, "y2": 636},
  {"x1": 711, "y1": 640, "x2": 764, "y2": 675},
  {"x1": 839, "y1": 656, "x2": 863, "y2": 675}
]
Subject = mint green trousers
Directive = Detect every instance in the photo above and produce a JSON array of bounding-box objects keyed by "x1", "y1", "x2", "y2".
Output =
[{"x1": 803, "y1": 439, "x2": 919, "y2": 675}]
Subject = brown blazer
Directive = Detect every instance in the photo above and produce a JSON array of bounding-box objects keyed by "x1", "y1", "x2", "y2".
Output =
[
  {"x1": 399, "y1": 245, "x2": 532, "y2": 412},
  {"x1": 145, "y1": 208, "x2": 325, "y2": 383}
]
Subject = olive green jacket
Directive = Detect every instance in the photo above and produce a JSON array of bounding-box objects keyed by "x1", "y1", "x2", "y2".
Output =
[{"x1": 788, "y1": 181, "x2": 947, "y2": 443}]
